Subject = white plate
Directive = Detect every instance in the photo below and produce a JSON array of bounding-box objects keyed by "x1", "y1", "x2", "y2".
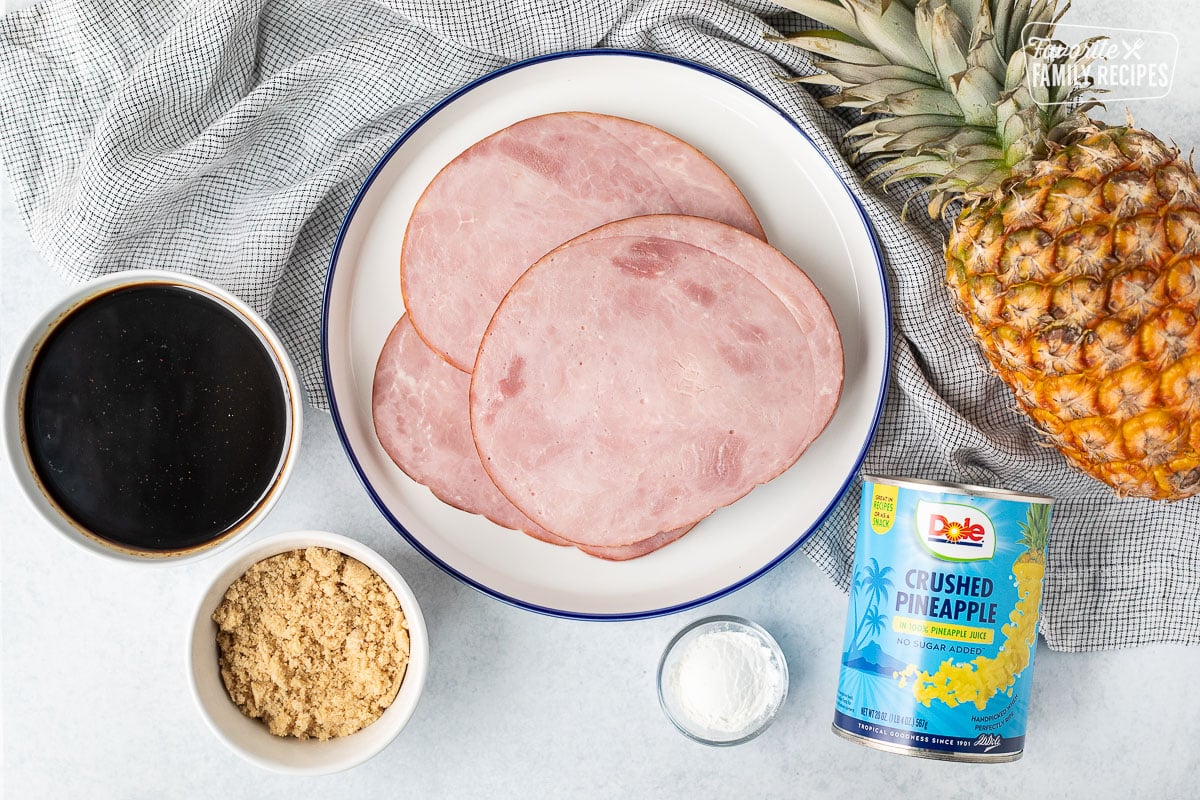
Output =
[{"x1": 322, "y1": 50, "x2": 889, "y2": 619}]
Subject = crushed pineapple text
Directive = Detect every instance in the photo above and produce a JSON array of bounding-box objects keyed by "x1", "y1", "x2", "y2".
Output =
[{"x1": 894, "y1": 569, "x2": 998, "y2": 625}]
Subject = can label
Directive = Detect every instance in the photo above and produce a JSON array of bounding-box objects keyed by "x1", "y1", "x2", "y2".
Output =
[{"x1": 833, "y1": 476, "x2": 1053, "y2": 760}]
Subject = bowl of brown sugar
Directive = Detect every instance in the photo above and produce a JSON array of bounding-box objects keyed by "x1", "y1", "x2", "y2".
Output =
[{"x1": 188, "y1": 530, "x2": 428, "y2": 774}]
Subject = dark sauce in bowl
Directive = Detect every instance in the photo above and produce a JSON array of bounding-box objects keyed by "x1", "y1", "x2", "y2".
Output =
[{"x1": 21, "y1": 283, "x2": 291, "y2": 553}]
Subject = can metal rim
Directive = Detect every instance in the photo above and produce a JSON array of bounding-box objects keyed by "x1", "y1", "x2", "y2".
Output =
[
  {"x1": 863, "y1": 473, "x2": 1054, "y2": 506},
  {"x1": 831, "y1": 723, "x2": 1022, "y2": 763}
]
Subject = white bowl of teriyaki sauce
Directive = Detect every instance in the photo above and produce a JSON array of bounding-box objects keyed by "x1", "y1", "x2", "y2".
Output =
[{"x1": 3, "y1": 270, "x2": 303, "y2": 563}]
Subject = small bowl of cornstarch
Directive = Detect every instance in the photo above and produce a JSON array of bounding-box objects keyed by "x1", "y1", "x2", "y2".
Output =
[{"x1": 657, "y1": 615, "x2": 789, "y2": 746}]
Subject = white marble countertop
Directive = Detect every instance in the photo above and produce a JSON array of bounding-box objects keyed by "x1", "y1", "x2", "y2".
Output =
[{"x1": 4, "y1": 1, "x2": 1200, "y2": 797}]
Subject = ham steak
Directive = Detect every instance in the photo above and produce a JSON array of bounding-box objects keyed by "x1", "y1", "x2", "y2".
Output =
[
  {"x1": 373, "y1": 315, "x2": 567, "y2": 544},
  {"x1": 374, "y1": 115, "x2": 844, "y2": 561},
  {"x1": 470, "y1": 234, "x2": 826, "y2": 547},
  {"x1": 564, "y1": 214, "x2": 843, "y2": 442},
  {"x1": 401, "y1": 112, "x2": 763, "y2": 371},
  {"x1": 577, "y1": 524, "x2": 695, "y2": 561},
  {"x1": 372, "y1": 315, "x2": 695, "y2": 559}
]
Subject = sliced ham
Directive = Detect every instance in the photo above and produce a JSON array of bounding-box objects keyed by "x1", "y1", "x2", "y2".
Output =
[
  {"x1": 401, "y1": 111, "x2": 763, "y2": 371},
  {"x1": 372, "y1": 315, "x2": 697, "y2": 558},
  {"x1": 471, "y1": 235, "x2": 824, "y2": 547},
  {"x1": 580, "y1": 116, "x2": 765, "y2": 241},
  {"x1": 565, "y1": 214, "x2": 843, "y2": 441},
  {"x1": 578, "y1": 524, "x2": 696, "y2": 561},
  {"x1": 373, "y1": 315, "x2": 568, "y2": 545}
]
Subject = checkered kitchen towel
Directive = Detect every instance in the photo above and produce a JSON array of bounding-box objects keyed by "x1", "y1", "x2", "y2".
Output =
[{"x1": 3, "y1": 0, "x2": 1198, "y2": 650}]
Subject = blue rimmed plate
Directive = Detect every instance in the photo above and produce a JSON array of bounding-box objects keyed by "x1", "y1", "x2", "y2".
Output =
[{"x1": 322, "y1": 50, "x2": 889, "y2": 620}]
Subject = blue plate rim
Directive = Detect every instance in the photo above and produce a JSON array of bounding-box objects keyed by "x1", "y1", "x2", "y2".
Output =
[{"x1": 320, "y1": 48, "x2": 892, "y2": 622}]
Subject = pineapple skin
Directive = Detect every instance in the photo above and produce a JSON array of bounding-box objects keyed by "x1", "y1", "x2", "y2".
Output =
[{"x1": 947, "y1": 127, "x2": 1200, "y2": 500}]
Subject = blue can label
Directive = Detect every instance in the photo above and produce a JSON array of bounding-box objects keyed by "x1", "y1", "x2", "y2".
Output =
[{"x1": 833, "y1": 476, "x2": 1053, "y2": 759}]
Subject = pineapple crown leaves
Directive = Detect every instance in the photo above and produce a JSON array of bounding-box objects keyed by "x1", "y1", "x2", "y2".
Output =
[
  {"x1": 771, "y1": 0, "x2": 1103, "y2": 217},
  {"x1": 1017, "y1": 502, "x2": 1052, "y2": 553}
]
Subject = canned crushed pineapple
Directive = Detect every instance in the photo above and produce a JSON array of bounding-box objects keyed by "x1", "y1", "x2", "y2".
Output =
[{"x1": 832, "y1": 475, "x2": 1054, "y2": 762}]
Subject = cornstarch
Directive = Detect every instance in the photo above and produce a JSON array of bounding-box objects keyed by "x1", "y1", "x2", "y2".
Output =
[{"x1": 669, "y1": 629, "x2": 784, "y2": 735}]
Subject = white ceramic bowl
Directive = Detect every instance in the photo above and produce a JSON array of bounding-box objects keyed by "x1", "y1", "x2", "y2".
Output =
[
  {"x1": 322, "y1": 51, "x2": 888, "y2": 619},
  {"x1": 3, "y1": 269, "x2": 303, "y2": 564},
  {"x1": 188, "y1": 530, "x2": 429, "y2": 774}
]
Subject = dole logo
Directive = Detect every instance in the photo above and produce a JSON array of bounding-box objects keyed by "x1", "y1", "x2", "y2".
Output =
[{"x1": 916, "y1": 500, "x2": 996, "y2": 561}]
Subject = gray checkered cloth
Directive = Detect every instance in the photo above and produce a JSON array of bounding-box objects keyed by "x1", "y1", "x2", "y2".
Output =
[{"x1": 3, "y1": 0, "x2": 1197, "y2": 650}]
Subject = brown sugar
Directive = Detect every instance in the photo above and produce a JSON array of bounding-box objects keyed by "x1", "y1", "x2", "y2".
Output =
[{"x1": 212, "y1": 546, "x2": 410, "y2": 740}]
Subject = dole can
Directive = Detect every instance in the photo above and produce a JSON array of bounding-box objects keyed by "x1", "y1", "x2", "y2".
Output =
[{"x1": 832, "y1": 474, "x2": 1054, "y2": 762}]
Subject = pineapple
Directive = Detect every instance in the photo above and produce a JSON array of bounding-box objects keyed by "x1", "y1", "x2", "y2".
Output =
[
  {"x1": 1016, "y1": 502, "x2": 1051, "y2": 566},
  {"x1": 895, "y1": 501, "x2": 1050, "y2": 710},
  {"x1": 772, "y1": 0, "x2": 1200, "y2": 499}
]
